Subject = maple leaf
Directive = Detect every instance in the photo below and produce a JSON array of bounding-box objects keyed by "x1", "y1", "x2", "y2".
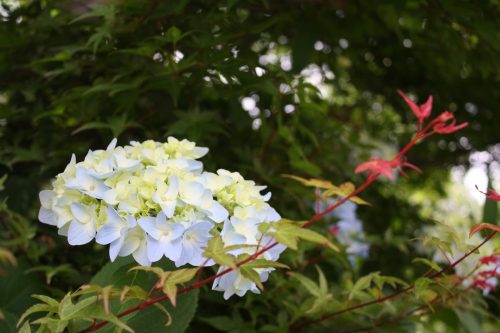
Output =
[
  {"x1": 355, "y1": 158, "x2": 421, "y2": 180},
  {"x1": 397, "y1": 89, "x2": 433, "y2": 125}
]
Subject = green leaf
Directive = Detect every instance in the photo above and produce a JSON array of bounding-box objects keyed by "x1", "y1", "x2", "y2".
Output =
[
  {"x1": 349, "y1": 274, "x2": 374, "y2": 300},
  {"x1": 240, "y1": 267, "x2": 264, "y2": 290},
  {"x1": 289, "y1": 272, "x2": 321, "y2": 298},
  {"x1": 84, "y1": 257, "x2": 198, "y2": 333},
  {"x1": 203, "y1": 236, "x2": 237, "y2": 269},
  {"x1": 414, "y1": 277, "x2": 436, "y2": 303},
  {"x1": 412, "y1": 258, "x2": 442, "y2": 273},
  {"x1": 17, "y1": 304, "x2": 55, "y2": 329},
  {"x1": 282, "y1": 174, "x2": 369, "y2": 204},
  {"x1": 239, "y1": 258, "x2": 290, "y2": 270},
  {"x1": 266, "y1": 220, "x2": 339, "y2": 252},
  {"x1": 200, "y1": 316, "x2": 240, "y2": 331},
  {"x1": 0, "y1": 261, "x2": 44, "y2": 333}
]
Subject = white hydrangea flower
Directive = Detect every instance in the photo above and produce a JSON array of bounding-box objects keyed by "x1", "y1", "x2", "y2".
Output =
[
  {"x1": 175, "y1": 221, "x2": 214, "y2": 267},
  {"x1": 95, "y1": 207, "x2": 137, "y2": 262},
  {"x1": 139, "y1": 212, "x2": 185, "y2": 263},
  {"x1": 118, "y1": 225, "x2": 151, "y2": 266},
  {"x1": 67, "y1": 203, "x2": 98, "y2": 245},
  {"x1": 38, "y1": 137, "x2": 286, "y2": 299}
]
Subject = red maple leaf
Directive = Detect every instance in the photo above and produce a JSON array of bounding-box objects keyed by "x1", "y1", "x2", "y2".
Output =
[
  {"x1": 397, "y1": 89, "x2": 433, "y2": 125},
  {"x1": 355, "y1": 158, "x2": 421, "y2": 180}
]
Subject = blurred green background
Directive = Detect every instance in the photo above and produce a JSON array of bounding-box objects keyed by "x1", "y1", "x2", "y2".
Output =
[{"x1": 0, "y1": 1, "x2": 499, "y2": 332}]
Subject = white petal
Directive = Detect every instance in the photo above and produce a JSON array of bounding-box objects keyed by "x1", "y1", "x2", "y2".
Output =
[
  {"x1": 167, "y1": 176, "x2": 179, "y2": 196},
  {"x1": 107, "y1": 138, "x2": 118, "y2": 151},
  {"x1": 175, "y1": 242, "x2": 194, "y2": 267},
  {"x1": 38, "y1": 208, "x2": 57, "y2": 226},
  {"x1": 180, "y1": 181, "x2": 204, "y2": 203},
  {"x1": 102, "y1": 190, "x2": 118, "y2": 205},
  {"x1": 265, "y1": 207, "x2": 281, "y2": 222},
  {"x1": 161, "y1": 201, "x2": 176, "y2": 219},
  {"x1": 262, "y1": 192, "x2": 272, "y2": 201},
  {"x1": 118, "y1": 228, "x2": 142, "y2": 256},
  {"x1": 126, "y1": 215, "x2": 137, "y2": 228},
  {"x1": 95, "y1": 222, "x2": 122, "y2": 245},
  {"x1": 109, "y1": 237, "x2": 124, "y2": 262},
  {"x1": 186, "y1": 159, "x2": 203, "y2": 172},
  {"x1": 188, "y1": 221, "x2": 213, "y2": 240},
  {"x1": 68, "y1": 219, "x2": 95, "y2": 245},
  {"x1": 193, "y1": 147, "x2": 209, "y2": 158},
  {"x1": 169, "y1": 223, "x2": 185, "y2": 240},
  {"x1": 64, "y1": 154, "x2": 76, "y2": 173},
  {"x1": 70, "y1": 203, "x2": 89, "y2": 223},
  {"x1": 188, "y1": 250, "x2": 212, "y2": 267},
  {"x1": 76, "y1": 166, "x2": 94, "y2": 189},
  {"x1": 58, "y1": 223, "x2": 70, "y2": 236},
  {"x1": 207, "y1": 201, "x2": 229, "y2": 223},
  {"x1": 147, "y1": 236, "x2": 167, "y2": 262},
  {"x1": 164, "y1": 238, "x2": 182, "y2": 261},
  {"x1": 119, "y1": 236, "x2": 140, "y2": 256},
  {"x1": 39, "y1": 190, "x2": 55, "y2": 208},
  {"x1": 138, "y1": 217, "x2": 161, "y2": 239},
  {"x1": 133, "y1": 241, "x2": 151, "y2": 266},
  {"x1": 107, "y1": 206, "x2": 123, "y2": 225}
]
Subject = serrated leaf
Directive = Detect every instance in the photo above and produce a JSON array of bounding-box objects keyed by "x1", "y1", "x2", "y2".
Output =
[
  {"x1": 162, "y1": 283, "x2": 178, "y2": 307},
  {"x1": 160, "y1": 268, "x2": 198, "y2": 307},
  {"x1": 296, "y1": 228, "x2": 340, "y2": 252},
  {"x1": 17, "y1": 304, "x2": 55, "y2": 328},
  {"x1": 349, "y1": 274, "x2": 375, "y2": 300},
  {"x1": 239, "y1": 258, "x2": 290, "y2": 270},
  {"x1": 166, "y1": 268, "x2": 198, "y2": 285},
  {"x1": 282, "y1": 175, "x2": 368, "y2": 205},
  {"x1": 240, "y1": 267, "x2": 264, "y2": 290},
  {"x1": 412, "y1": 258, "x2": 442, "y2": 273},
  {"x1": 372, "y1": 275, "x2": 408, "y2": 290},
  {"x1": 281, "y1": 174, "x2": 334, "y2": 189},
  {"x1": 266, "y1": 220, "x2": 339, "y2": 252},
  {"x1": 31, "y1": 295, "x2": 60, "y2": 308},
  {"x1": 203, "y1": 236, "x2": 237, "y2": 268},
  {"x1": 414, "y1": 277, "x2": 434, "y2": 297},
  {"x1": 315, "y1": 266, "x2": 328, "y2": 294},
  {"x1": 289, "y1": 272, "x2": 321, "y2": 297}
]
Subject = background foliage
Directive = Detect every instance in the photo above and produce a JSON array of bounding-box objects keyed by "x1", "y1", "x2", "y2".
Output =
[{"x1": 0, "y1": 0, "x2": 499, "y2": 332}]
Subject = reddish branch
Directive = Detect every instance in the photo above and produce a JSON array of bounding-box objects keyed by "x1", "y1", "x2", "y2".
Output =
[
  {"x1": 81, "y1": 102, "x2": 470, "y2": 333},
  {"x1": 293, "y1": 231, "x2": 498, "y2": 331}
]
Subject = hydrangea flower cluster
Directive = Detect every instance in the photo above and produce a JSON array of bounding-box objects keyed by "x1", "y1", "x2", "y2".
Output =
[{"x1": 38, "y1": 138, "x2": 285, "y2": 298}]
